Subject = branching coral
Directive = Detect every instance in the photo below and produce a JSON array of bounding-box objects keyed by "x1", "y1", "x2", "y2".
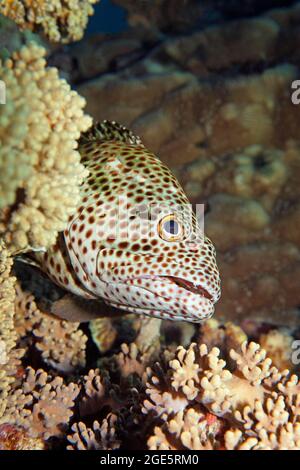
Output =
[
  {"x1": 148, "y1": 406, "x2": 223, "y2": 450},
  {"x1": 259, "y1": 329, "x2": 295, "y2": 371},
  {"x1": 0, "y1": 241, "x2": 23, "y2": 421},
  {"x1": 14, "y1": 283, "x2": 87, "y2": 373},
  {"x1": 79, "y1": 368, "x2": 108, "y2": 417},
  {"x1": 14, "y1": 284, "x2": 87, "y2": 374},
  {"x1": 0, "y1": 0, "x2": 100, "y2": 43},
  {"x1": 34, "y1": 317, "x2": 87, "y2": 373},
  {"x1": 3, "y1": 367, "x2": 80, "y2": 439},
  {"x1": 115, "y1": 342, "x2": 151, "y2": 380},
  {"x1": 67, "y1": 414, "x2": 120, "y2": 450},
  {"x1": 0, "y1": 423, "x2": 45, "y2": 450},
  {"x1": 0, "y1": 43, "x2": 92, "y2": 253},
  {"x1": 2, "y1": 258, "x2": 299, "y2": 450},
  {"x1": 143, "y1": 342, "x2": 300, "y2": 450},
  {"x1": 198, "y1": 318, "x2": 247, "y2": 355}
]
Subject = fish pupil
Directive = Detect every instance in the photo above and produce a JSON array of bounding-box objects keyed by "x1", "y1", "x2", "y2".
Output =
[{"x1": 164, "y1": 219, "x2": 178, "y2": 235}]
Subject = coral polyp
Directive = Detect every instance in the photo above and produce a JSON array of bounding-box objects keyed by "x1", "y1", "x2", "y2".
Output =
[{"x1": 0, "y1": 0, "x2": 100, "y2": 43}]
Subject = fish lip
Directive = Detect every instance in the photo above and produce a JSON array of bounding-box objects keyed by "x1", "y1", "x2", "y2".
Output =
[
  {"x1": 163, "y1": 276, "x2": 213, "y2": 301},
  {"x1": 124, "y1": 275, "x2": 214, "y2": 302}
]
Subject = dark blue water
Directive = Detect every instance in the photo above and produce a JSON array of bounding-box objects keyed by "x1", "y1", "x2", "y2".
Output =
[
  {"x1": 87, "y1": 0, "x2": 300, "y2": 36},
  {"x1": 87, "y1": 0, "x2": 128, "y2": 34}
]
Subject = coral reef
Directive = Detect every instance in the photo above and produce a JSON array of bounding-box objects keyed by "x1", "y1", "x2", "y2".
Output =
[
  {"x1": 0, "y1": 268, "x2": 299, "y2": 449},
  {"x1": 67, "y1": 414, "x2": 120, "y2": 450},
  {"x1": 0, "y1": 241, "x2": 24, "y2": 424},
  {"x1": 113, "y1": 0, "x2": 203, "y2": 34},
  {"x1": 3, "y1": 367, "x2": 80, "y2": 440},
  {"x1": 0, "y1": 43, "x2": 92, "y2": 254},
  {"x1": 143, "y1": 341, "x2": 300, "y2": 450},
  {"x1": 15, "y1": 284, "x2": 87, "y2": 373},
  {"x1": 0, "y1": 15, "x2": 42, "y2": 55},
  {"x1": 113, "y1": 0, "x2": 294, "y2": 34},
  {"x1": 0, "y1": 0, "x2": 300, "y2": 452},
  {"x1": 0, "y1": 0, "x2": 99, "y2": 44},
  {"x1": 259, "y1": 328, "x2": 296, "y2": 372},
  {"x1": 0, "y1": 424, "x2": 44, "y2": 450}
]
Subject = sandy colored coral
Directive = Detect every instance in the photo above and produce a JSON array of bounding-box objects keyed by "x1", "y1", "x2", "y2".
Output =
[
  {"x1": 111, "y1": 318, "x2": 162, "y2": 380},
  {"x1": 143, "y1": 341, "x2": 300, "y2": 450},
  {"x1": 14, "y1": 284, "x2": 87, "y2": 373},
  {"x1": 0, "y1": 43, "x2": 92, "y2": 253},
  {"x1": 3, "y1": 367, "x2": 79, "y2": 439},
  {"x1": 34, "y1": 317, "x2": 87, "y2": 373},
  {"x1": 0, "y1": 241, "x2": 23, "y2": 421},
  {"x1": 79, "y1": 368, "x2": 108, "y2": 417},
  {"x1": 0, "y1": 0, "x2": 99, "y2": 44},
  {"x1": 0, "y1": 0, "x2": 300, "y2": 452},
  {"x1": 259, "y1": 329, "x2": 295, "y2": 372},
  {"x1": 67, "y1": 413, "x2": 120, "y2": 450},
  {"x1": 0, "y1": 423, "x2": 45, "y2": 450},
  {"x1": 2, "y1": 257, "x2": 299, "y2": 450},
  {"x1": 116, "y1": 343, "x2": 149, "y2": 380},
  {"x1": 198, "y1": 318, "x2": 247, "y2": 355},
  {"x1": 148, "y1": 406, "x2": 222, "y2": 450}
]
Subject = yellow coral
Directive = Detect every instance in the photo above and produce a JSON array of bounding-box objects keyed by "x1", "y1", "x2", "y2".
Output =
[
  {"x1": 0, "y1": 43, "x2": 92, "y2": 253},
  {"x1": 0, "y1": 241, "x2": 22, "y2": 420},
  {"x1": 0, "y1": 0, "x2": 100, "y2": 43}
]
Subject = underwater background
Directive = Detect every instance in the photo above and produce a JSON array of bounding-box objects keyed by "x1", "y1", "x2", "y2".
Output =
[{"x1": 0, "y1": 0, "x2": 300, "y2": 450}]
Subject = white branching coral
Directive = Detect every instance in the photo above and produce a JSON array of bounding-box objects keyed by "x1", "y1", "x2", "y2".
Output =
[
  {"x1": 67, "y1": 414, "x2": 120, "y2": 450},
  {"x1": 0, "y1": 0, "x2": 100, "y2": 43},
  {"x1": 143, "y1": 341, "x2": 300, "y2": 450},
  {"x1": 148, "y1": 406, "x2": 222, "y2": 450},
  {"x1": 0, "y1": 43, "x2": 92, "y2": 253},
  {"x1": 79, "y1": 368, "x2": 108, "y2": 417}
]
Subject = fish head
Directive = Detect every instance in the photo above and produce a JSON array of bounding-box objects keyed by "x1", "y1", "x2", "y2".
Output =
[
  {"x1": 74, "y1": 143, "x2": 221, "y2": 322},
  {"x1": 97, "y1": 202, "x2": 221, "y2": 322}
]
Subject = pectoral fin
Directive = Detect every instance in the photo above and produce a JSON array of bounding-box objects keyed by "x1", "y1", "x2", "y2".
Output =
[{"x1": 39, "y1": 294, "x2": 125, "y2": 323}]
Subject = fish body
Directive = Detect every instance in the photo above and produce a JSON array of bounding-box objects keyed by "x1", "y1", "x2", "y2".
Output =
[{"x1": 32, "y1": 121, "x2": 221, "y2": 322}]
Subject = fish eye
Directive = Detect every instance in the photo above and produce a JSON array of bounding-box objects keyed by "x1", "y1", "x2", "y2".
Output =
[{"x1": 158, "y1": 214, "x2": 183, "y2": 241}]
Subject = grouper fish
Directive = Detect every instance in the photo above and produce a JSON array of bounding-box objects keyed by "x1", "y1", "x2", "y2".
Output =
[{"x1": 29, "y1": 121, "x2": 221, "y2": 323}]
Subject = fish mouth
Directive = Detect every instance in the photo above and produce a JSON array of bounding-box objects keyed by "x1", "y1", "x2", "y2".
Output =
[
  {"x1": 163, "y1": 276, "x2": 213, "y2": 301},
  {"x1": 123, "y1": 274, "x2": 215, "y2": 302}
]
